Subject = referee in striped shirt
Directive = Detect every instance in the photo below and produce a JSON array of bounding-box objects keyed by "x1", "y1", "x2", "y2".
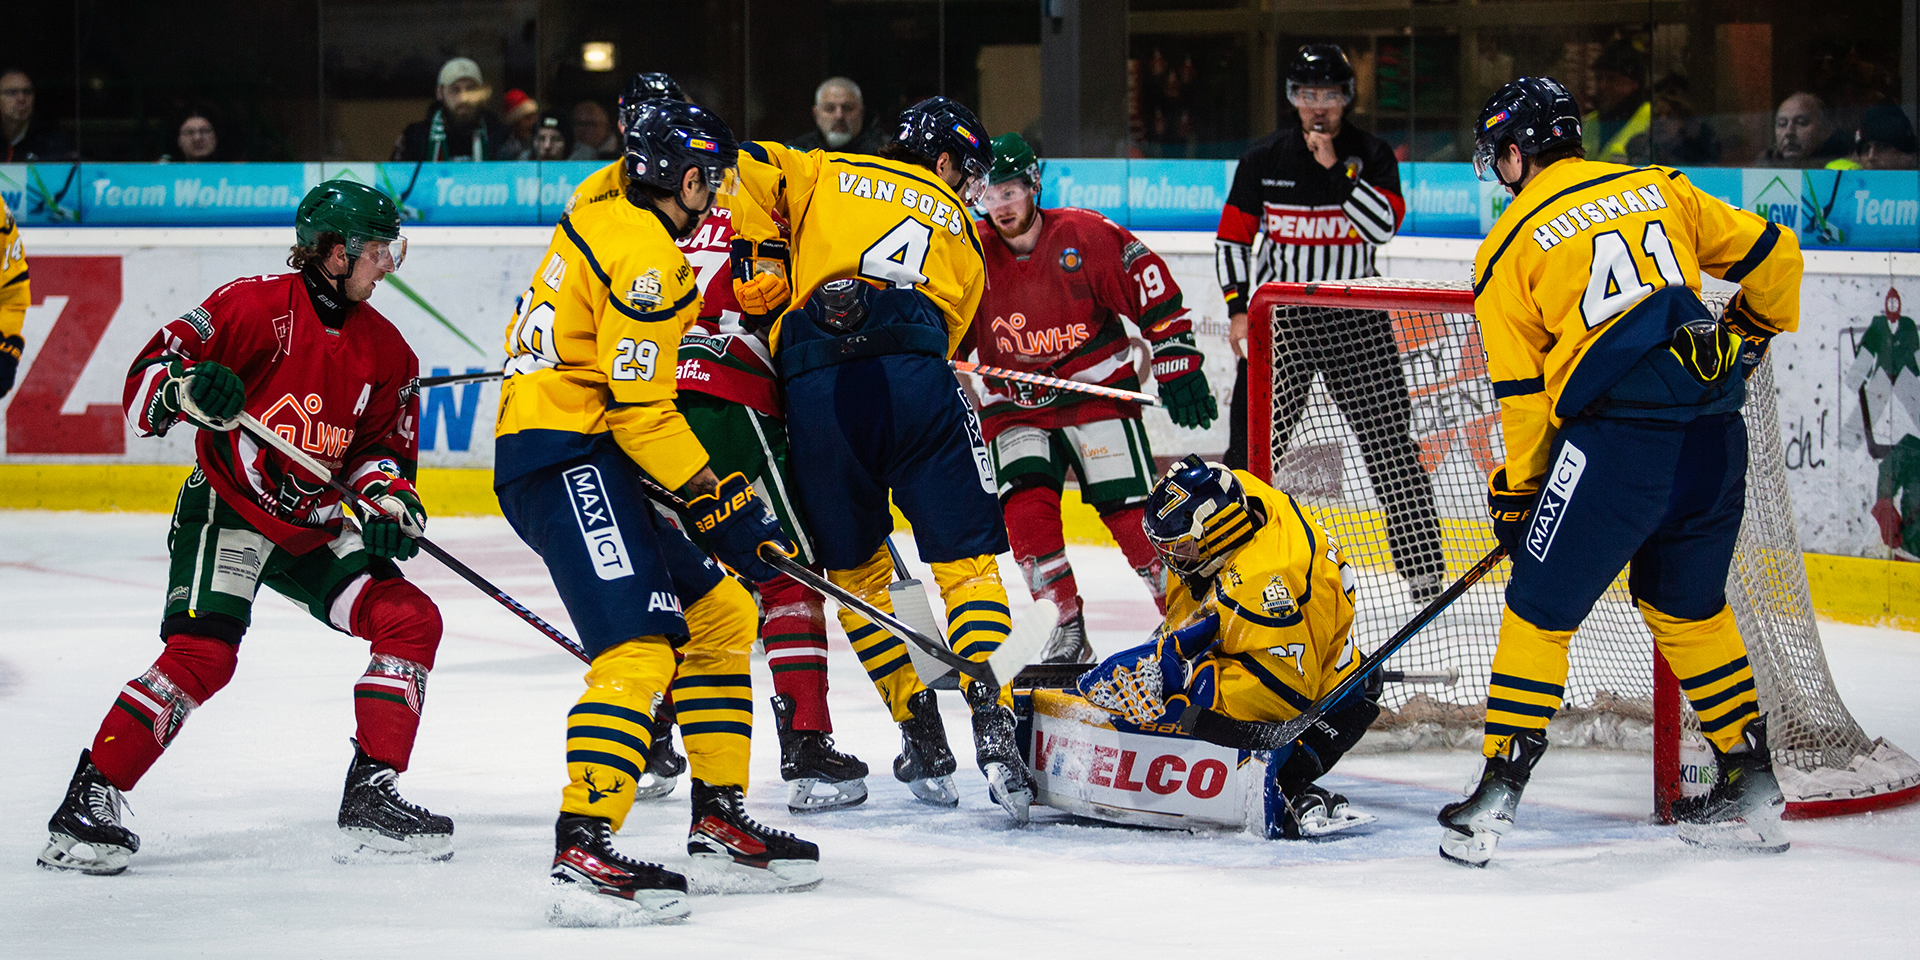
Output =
[{"x1": 1215, "y1": 43, "x2": 1445, "y2": 601}]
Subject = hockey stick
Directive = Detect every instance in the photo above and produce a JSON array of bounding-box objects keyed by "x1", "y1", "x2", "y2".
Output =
[
  {"x1": 952, "y1": 360, "x2": 1161, "y2": 407},
  {"x1": 886, "y1": 538, "x2": 961, "y2": 688},
  {"x1": 1177, "y1": 546, "x2": 1507, "y2": 751},
  {"x1": 414, "y1": 369, "x2": 505, "y2": 390},
  {"x1": 231, "y1": 413, "x2": 591, "y2": 664}
]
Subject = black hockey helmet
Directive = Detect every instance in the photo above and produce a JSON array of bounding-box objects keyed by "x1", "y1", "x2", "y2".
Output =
[
  {"x1": 1142, "y1": 455, "x2": 1262, "y2": 582},
  {"x1": 1286, "y1": 44, "x2": 1356, "y2": 104},
  {"x1": 1473, "y1": 77, "x2": 1583, "y2": 184},
  {"x1": 888, "y1": 96, "x2": 992, "y2": 202},
  {"x1": 624, "y1": 99, "x2": 739, "y2": 197},
  {"x1": 620, "y1": 72, "x2": 686, "y2": 129}
]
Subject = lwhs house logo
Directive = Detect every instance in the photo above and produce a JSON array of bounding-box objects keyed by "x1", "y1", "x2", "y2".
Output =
[{"x1": 1842, "y1": 286, "x2": 1920, "y2": 560}]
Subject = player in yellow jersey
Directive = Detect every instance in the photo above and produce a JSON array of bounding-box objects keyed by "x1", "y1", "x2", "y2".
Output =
[
  {"x1": 1075, "y1": 456, "x2": 1381, "y2": 837},
  {"x1": 494, "y1": 100, "x2": 818, "y2": 923},
  {"x1": 0, "y1": 194, "x2": 27, "y2": 399},
  {"x1": 1438, "y1": 78, "x2": 1802, "y2": 866},
  {"x1": 564, "y1": 71, "x2": 685, "y2": 217},
  {"x1": 726, "y1": 96, "x2": 1037, "y2": 821}
]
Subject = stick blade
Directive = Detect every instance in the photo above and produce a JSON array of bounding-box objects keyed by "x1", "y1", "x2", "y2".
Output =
[
  {"x1": 985, "y1": 599, "x2": 1057, "y2": 689},
  {"x1": 888, "y1": 580, "x2": 954, "y2": 687}
]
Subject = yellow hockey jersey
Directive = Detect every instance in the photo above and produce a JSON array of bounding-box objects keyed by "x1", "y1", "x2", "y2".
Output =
[
  {"x1": 1473, "y1": 158, "x2": 1802, "y2": 494},
  {"x1": 564, "y1": 159, "x2": 626, "y2": 214},
  {"x1": 0, "y1": 195, "x2": 27, "y2": 343},
  {"x1": 494, "y1": 195, "x2": 709, "y2": 488},
  {"x1": 732, "y1": 142, "x2": 986, "y2": 357},
  {"x1": 1163, "y1": 472, "x2": 1359, "y2": 707}
]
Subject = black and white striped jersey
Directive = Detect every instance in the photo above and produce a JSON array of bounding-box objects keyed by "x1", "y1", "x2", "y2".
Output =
[{"x1": 1214, "y1": 122, "x2": 1405, "y2": 311}]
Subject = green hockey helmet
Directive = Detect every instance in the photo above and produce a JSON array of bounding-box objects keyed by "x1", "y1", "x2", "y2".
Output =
[
  {"x1": 988, "y1": 132, "x2": 1041, "y2": 189},
  {"x1": 295, "y1": 179, "x2": 405, "y2": 270}
]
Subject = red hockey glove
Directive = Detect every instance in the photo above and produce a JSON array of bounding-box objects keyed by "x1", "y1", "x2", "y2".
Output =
[{"x1": 353, "y1": 461, "x2": 427, "y2": 561}]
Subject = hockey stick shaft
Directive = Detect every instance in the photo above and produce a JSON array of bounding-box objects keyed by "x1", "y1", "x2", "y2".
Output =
[
  {"x1": 622, "y1": 468, "x2": 997, "y2": 685},
  {"x1": 951, "y1": 360, "x2": 1161, "y2": 407},
  {"x1": 414, "y1": 369, "x2": 505, "y2": 389},
  {"x1": 233, "y1": 413, "x2": 590, "y2": 664},
  {"x1": 1179, "y1": 546, "x2": 1507, "y2": 750}
]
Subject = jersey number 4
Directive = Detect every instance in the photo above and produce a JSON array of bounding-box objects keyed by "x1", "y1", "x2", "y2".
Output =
[
  {"x1": 860, "y1": 218, "x2": 933, "y2": 288},
  {"x1": 1581, "y1": 221, "x2": 1686, "y2": 329}
]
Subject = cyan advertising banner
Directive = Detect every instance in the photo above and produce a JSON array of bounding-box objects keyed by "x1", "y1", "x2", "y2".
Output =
[{"x1": 4, "y1": 159, "x2": 1915, "y2": 250}]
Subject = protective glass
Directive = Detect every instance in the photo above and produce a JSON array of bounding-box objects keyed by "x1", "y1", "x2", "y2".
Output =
[
  {"x1": 1472, "y1": 139, "x2": 1501, "y2": 182},
  {"x1": 957, "y1": 156, "x2": 989, "y2": 205},
  {"x1": 1287, "y1": 84, "x2": 1351, "y2": 109},
  {"x1": 979, "y1": 179, "x2": 1034, "y2": 213},
  {"x1": 355, "y1": 236, "x2": 407, "y2": 272},
  {"x1": 706, "y1": 165, "x2": 740, "y2": 198}
]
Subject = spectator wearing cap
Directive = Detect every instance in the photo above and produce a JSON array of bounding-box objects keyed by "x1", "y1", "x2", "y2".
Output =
[
  {"x1": 2, "y1": 68, "x2": 74, "y2": 162},
  {"x1": 786, "y1": 77, "x2": 889, "y2": 154},
  {"x1": 392, "y1": 57, "x2": 509, "y2": 162},
  {"x1": 566, "y1": 101, "x2": 620, "y2": 161},
  {"x1": 499, "y1": 89, "x2": 540, "y2": 159},
  {"x1": 1832, "y1": 104, "x2": 1918, "y2": 170},
  {"x1": 530, "y1": 116, "x2": 570, "y2": 161}
]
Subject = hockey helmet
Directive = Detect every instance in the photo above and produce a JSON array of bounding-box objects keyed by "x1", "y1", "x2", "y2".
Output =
[
  {"x1": 1473, "y1": 77, "x2": 1583, "y2": 183},
  {"x1": 1286, "y1": 44, "x2": 1356, "y2": 106},
  {"x1": 624, "y1": 99, "x2": 740, "y2": 198},
  {"x1": 295, "y1": 179, "x2": 405, "y2": 270},
  {"x1": 1142, "y1": 455, "x2": 1262, "y2": 582},
  {"x1": 620, "y1": 71, "x2": 686, "y2": 129},
  {"x1": 988, "y1": 132, "x2": 1041, "y2": 189},
  {"x1": 888, "y1": 96, "x2": 992, "y2": 203}
]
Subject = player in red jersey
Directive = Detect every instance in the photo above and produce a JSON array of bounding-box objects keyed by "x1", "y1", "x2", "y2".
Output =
[
  {"x1": 962, "y1": 133, "x2": 1217, "y2": 663},
  {"x1": 37, "y1": 181, "x2": 451, "y2": 875}
]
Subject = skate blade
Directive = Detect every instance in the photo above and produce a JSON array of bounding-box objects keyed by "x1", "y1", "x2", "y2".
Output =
[
  {"x1": 1295, "y1": 811, "x2": 1378, "y2": 838},
  {"x1": 787, "y1": 777, "x2": 870, "y2": 815},
  {"x1": 907, "y1": 775, "x2": 960, "y2": 807},
  {"x1": 1675, "y1": 817, "x2": 1791, "y2": 854},
  {"x1": 688, "y1": 851, "x2": 823, "y2": 892},
  {"x1": 336, "y1": 826, "x2": 454, "y2": 863},
  {"x1": 983, "y1": 763, "x2": 1033, "y2": 824},
  {"x1": 37, "y1": 834, "x2": 132, "y2": 876},
  {"x1": 547, "y1": 882, "x2": 690, "y2": 926},
  {"x1": 633, "y1": 772, "x2": 679, "y2": 802}
]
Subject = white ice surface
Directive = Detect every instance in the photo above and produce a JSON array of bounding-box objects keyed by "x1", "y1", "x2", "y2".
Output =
[{"x1": 2, "y1": 512, "x2": 1917, "y2": 958}]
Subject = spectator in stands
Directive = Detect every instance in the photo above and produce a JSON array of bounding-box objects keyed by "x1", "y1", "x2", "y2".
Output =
[
  {"x1": 1846, "y1": 104, "x2": 1918, "y2": 170},
  {"x1": 162, "y1": 105, "x2": 223, "y2": 162},
  {"x1": 530, "y1": 116, "x2": 569, "y2": 161},
  {"x1": 566, "y1": 100, "x2": 619, "y2": 161},
  {"x1": 392, "y1": 57, "x2": 508, "y2": 162},
  {"x1": 1583, "y1": 41, "x2": 1650, "y2": 165},
  {"x1": 1761, "y1": 92, "x2": 1851, "y2": 167},
  {"x1": 2, "y1": 68, "x2": 74, "y2": 162},
  {"x1": 499, "y1": 89, "x2": 539, "y2": 160},
  {"x1": 1645, "y1": 83, "x2": 1720, "y2": 166},
  {"x1": 786, "y1": 77, "x2": 888, "y2": 154}
]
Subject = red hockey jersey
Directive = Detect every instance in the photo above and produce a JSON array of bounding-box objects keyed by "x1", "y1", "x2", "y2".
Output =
[
  {"x1": 124, "y1": 273, "x2": 420, "y2": 555},
  {"x1": 680, "y1": 203, "x2": 741, "y2": 333},
  {"x1": 963, "y1": 206, "x2": 1194, "y2": 439}
]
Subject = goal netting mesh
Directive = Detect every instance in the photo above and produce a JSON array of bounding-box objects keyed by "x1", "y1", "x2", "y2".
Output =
[{"x1": 1248, "y1": 278, "x2": 1920, "y2": 818}]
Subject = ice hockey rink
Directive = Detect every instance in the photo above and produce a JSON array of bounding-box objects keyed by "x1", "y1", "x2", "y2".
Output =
[{"x1": 4, "y1": 512, "x2": 1917, "y2": 958}]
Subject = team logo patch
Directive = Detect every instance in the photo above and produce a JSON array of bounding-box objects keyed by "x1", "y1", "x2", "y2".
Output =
[
  {"x1": 1485, "y1": 109, "x2": 1509, "y2": 130},
  {"x1": 1525, "y1": 441, "x2": 1588, "y2": 562},
  {"x1": 1120, "y1": 239, "x2": 1149, "y2": 270},
  {"x1": 179, "y1": 306, "x2": 215, "y2": 340},
  {"x1": 1261, "y1": 575, "x2": 1298, "y2": 618},
  {"x1": 1059, "y1": 247, "x2": 1083, "y2": 273},
  {"x1": 562, "y1": 464, "x2": 634, "y2": 581},
  {"x1": 627, "y1": 269, "x2": 664, "y2": 309}
]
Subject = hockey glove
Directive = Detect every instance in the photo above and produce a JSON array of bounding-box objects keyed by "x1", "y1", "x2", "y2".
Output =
[
  {"x1": 0, "y1": 333, "x2": 21, "y2": 399},
  {"x1": 1720, "y1": 293, "x2": 1780, "y2": 379},
  {"x1": 353, "y1": 462, "x2": 427, "y2": 561},
  {"x1": 1669, "y1": 319, "x2": 1741, "y2": 386},
  {"x1": 730, "y1": 238, "x2": 791, "y2": 323},
  {"x1": 686, "y1": 471, "x2": 789, "y2": 583},
  {"x1": 1872, "y1": 497, "x2": 1906, "y2": 551},
  {"x1": 1486, "y1": 468, "x2": 1537, "y2": 556},
  {"x1": 1078, "y1": 611, "x2": 1220, "y2": 728},
  {"x1": 153, "y1": 357, "x2": 246, "y2": 431},
  {"x1": 1152, "y1": 347, "x2": 1217, "y2": 429}
]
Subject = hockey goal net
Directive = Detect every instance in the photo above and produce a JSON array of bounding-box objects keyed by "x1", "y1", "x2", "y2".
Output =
[{"x1": 1246, "y1": 277, "x2": 1920, "y2": 820}]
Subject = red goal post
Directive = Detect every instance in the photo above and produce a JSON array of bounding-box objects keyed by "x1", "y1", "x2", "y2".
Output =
[{"x1": 1246, "y1": 278, "x2": 1920, "y2": 821}]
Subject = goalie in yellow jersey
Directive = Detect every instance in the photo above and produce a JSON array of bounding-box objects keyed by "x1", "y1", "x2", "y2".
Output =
[
  {"x1": 494, "y1": 100, "x2": 818, "y2": 923},
  {"x1": 728, "y1": 97, "x2": 1041, "y2": 823},
  {"x1": 1077, "y1": 455, "x2": 1381, "y2": 838},
  {"x1": 1438, "y1": 77, "x2": 1802, "y2": 866}
]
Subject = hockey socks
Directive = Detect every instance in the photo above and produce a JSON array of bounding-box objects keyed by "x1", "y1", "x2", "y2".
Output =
[
  {"x1": 1480, "y1": 607, "x2": 1572, "y2": 758},
  {"x1": 1098, "y1": 503, "x2": 1168, "y2": 614},
  {"x1": 564, "y1": 639, "x2": 673, "y2": 831},
  {"x1": 830, "y1": 548, "x2": 926, "y2": 723},
  {"x1": 1004, "y1": 485, "x2": 1084, "y2": 622},
  {"x1": 90, "y1": 632, "x2": 238, "y2": 790},
  {"x1": 759, "y1": 573, "x2": 832, "y2": 732},
  {"x1": 1638, "y1": 601, "x2": 1761, "y2": 753},
  {"x1": 349, "y1": 577, "x2": 442, "y2": 771}
]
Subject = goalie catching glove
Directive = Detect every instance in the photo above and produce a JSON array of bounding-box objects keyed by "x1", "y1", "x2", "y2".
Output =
[
  {"x1": 149, "y1": 357, "x2": 246, "y2": 431},
  {"x1": 1150, "y1": 345, "x2": 1217, "y2": 429},
  {"x1": 351, "y1": 460, "x2": 427, "y2": 560},
  {"x1": 730, "y1": 238, "x2": 791, "y2": 326},
  {"x1": 685, "y1": 471, "x2": 791, "y2": 583},
  {"x1": 1077, "y1": 611, "x2": 1220, "y2": 727}
]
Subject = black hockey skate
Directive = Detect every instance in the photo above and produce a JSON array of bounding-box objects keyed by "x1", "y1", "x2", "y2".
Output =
[
  {"x1": 337, "y1": 738, "x2": 453, "y2": 861},
  {"x1": 1040, "y1": 611, "x2": 1093, "y2": 664},
  {"x1": 635, "y1": 699, "x2": 685, "y2": 802},
  {"x1": 965, "y1": 679, "x2": 1035, "y2": 824},
  {"x1": 1673, "y1": 715, "x2": 1790, "y2": 853},
  {"x1": 894, "y1": 688, "x2": 960, "y2": 806},
  {"x1": 1284, "y1": 784, "x2": 1377, "y2": 839},
  {"x1": 773, "y1": 694, "x2": 869, "y2": 814},
  {"x1": 37, "y1": 749, "x2": 140, "y2": 875},
  {"x1": 687, "y1": 778, "x2": 821, "y2": 890},
  {"x1": 1437, "y1": 730, "x2": 1549, "y2": 867},
  {"x1": 548, "y1": 813, "x2": 690, "y2": 926}
]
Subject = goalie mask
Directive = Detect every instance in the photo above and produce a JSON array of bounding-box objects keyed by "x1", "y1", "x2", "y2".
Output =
[{"x1": 1142, "y1": 455, "x2": 1262, "y2": 583}]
